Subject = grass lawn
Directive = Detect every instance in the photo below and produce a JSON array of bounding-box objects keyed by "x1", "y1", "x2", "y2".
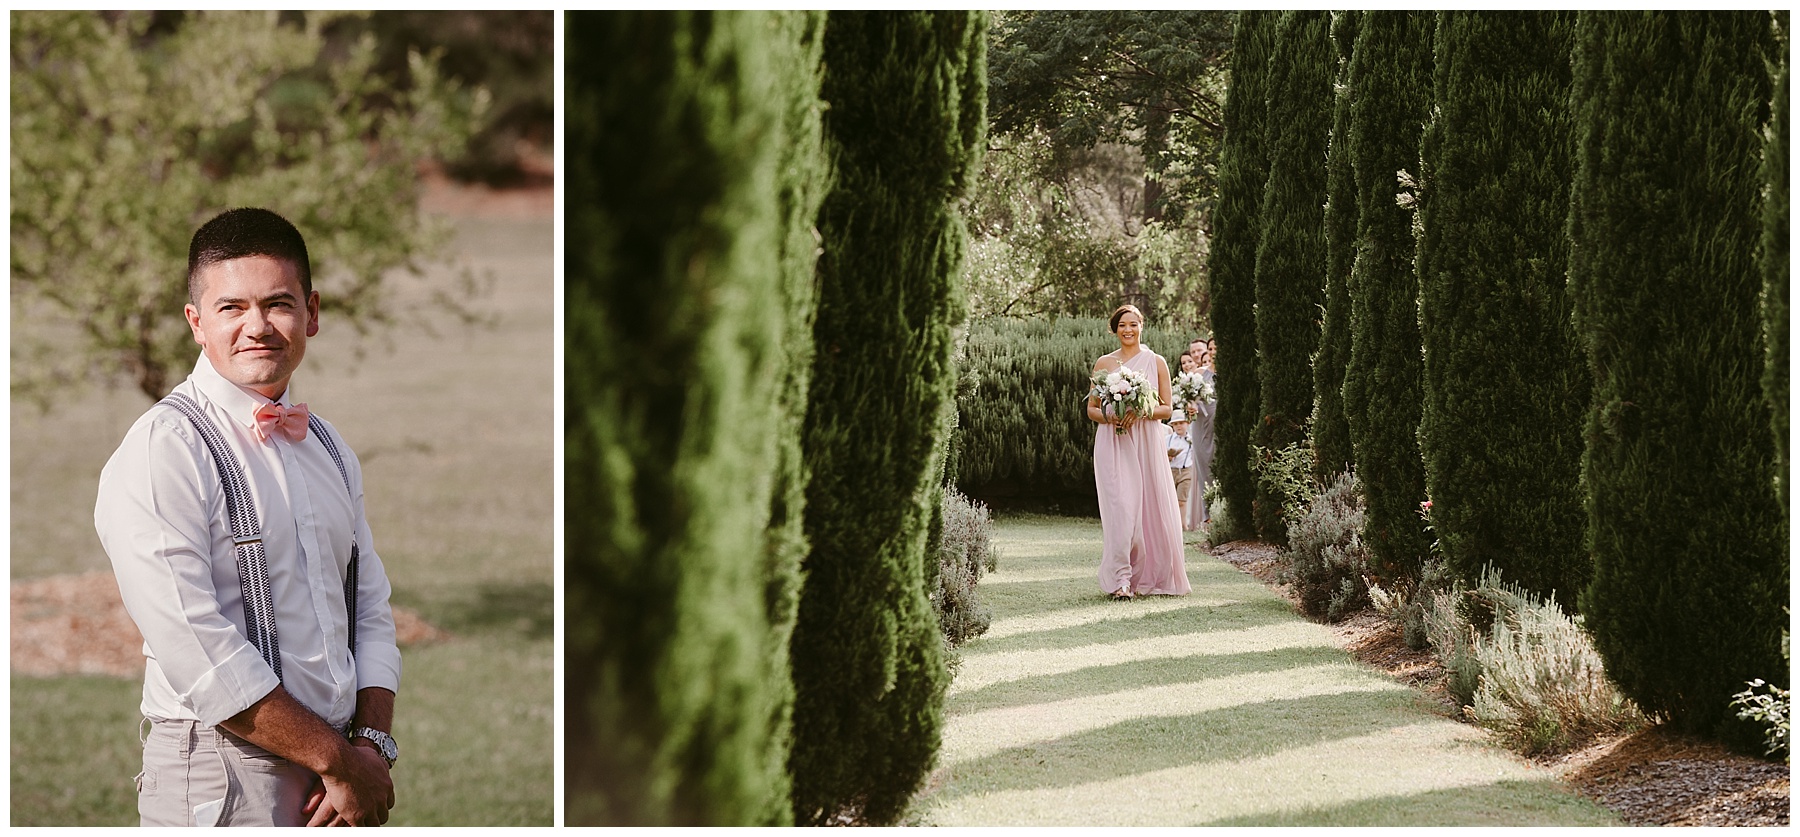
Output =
[
  {"x1": 10, "y1": 214, "x2": 554, "y2": 825},
  {"x1": 912, "y1": 513, "x2": 1620, "y2": 827}
]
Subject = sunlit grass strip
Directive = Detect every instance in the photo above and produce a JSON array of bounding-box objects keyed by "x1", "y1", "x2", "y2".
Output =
[
  {"x1": 980, "y1": 596, "x2": 1244, "y2": 640},
  {"x1": 943, "y1": 662, "x2": 1404, "y2": 764},
  {"x1": 930, "y1": 722, "x2": 1549, "y2": 826},
  {"x1": 952, "y1": 621, "x2": 1339, "y2": 695}
]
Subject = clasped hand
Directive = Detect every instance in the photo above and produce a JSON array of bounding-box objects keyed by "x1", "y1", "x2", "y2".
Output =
[{"x1": 304, "y1": 744, "x2": 394, "y2": 826}]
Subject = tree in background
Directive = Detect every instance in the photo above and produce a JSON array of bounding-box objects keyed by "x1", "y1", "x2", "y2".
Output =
[
  {"x1": 1415, "y1": 12, "x2": 1589, "y2": 606},
  {"x1": 788, "y1": 11, "x2": 986, "y2": 826},
  {"x1": 1570, "y1": 11, "x2": 1785, "y2": 747},
  {"x1": 1207, "y1": 10, "x2": 1277, "y2": 542},
  {"x1": 1340, "y1": 11, "x2": 1433, "y2": 580},
  {"x1": 971, "y1": 11, "x2": 1233, "y2": 332},
  {"x1": 353, "y1": 11, "x2": 554, "y2": 185},
  {"x1": 564, "y1": 10, "x2": 824, "y2": 824},
  {"x1": 10, "y1": 11, "x2": 488, "y2": 402},
  {"x1": 1250, "y1": 10, "x2": 1332, "y2": 543},
  {"x1": 1310, "y1": 10, "x2": 1362, "y2": 484},
  {"x1": 1763, "y1": 17, "x2": 1788, "y2": 515}
]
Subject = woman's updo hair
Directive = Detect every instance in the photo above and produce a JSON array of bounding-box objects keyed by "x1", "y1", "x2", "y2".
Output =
[{"x1": 1109, "y1": 304, "x2": 1145, "y2": 333}]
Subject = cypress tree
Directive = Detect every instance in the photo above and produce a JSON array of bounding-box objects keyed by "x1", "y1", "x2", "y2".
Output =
[
  {"x1": 1208, "y1": 11, "x2": 1276, "y2": 542},
  {"x1": 1341, "y1": 11, "x2": 1434, "y2": 580},
  {"x1": 1415, "y1": 12, "x2": 1589, "y2": 606},
  {"x1": 1312, "y1": 10, "x2": 1363, "y2": 484},
  {"x1": 564, "y1": 10, "x2": 823, "y2": 825},
  {"x1": 1570, "y1": 11, "x2": 1785, "y2": 746},
  {"x1": 1763, "y1": 24, "x2": 1788, "y2": 512},
  {"x1": 1251, "y1": 10, "x2": 1333, "y2": 543},
  {"x1": 787, "y1": 11, "x2": 986, "y2": 825}
]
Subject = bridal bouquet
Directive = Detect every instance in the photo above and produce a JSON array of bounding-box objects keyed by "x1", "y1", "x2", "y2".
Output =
[
  {"x1": 1174, "y1": 370, "x2": 1214, "y2": 408},
  {"x1": 1090, "y1": 365, "x2": 1159, "y2": 435}
]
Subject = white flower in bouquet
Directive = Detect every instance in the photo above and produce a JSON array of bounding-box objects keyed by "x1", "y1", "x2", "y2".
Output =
[
  {"x1": 1090, "y1": 364, "x2": 1159, "y2": 435},
  {"x1": 1174, "y1": 370, "x2": 1214, "y2": 408}
]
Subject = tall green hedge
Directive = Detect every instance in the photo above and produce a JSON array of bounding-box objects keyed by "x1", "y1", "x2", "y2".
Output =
[
  {"x1": 1341, "y1": 11, "x2": 1433, "y2": 580},
  {"x1": 1570, "y1": 11, "x2": 1785, "y2": 746},
  {"x1": 564, "y1": 10, "x2": 823, "y2": 825},
  {"x1": 788, "y1": 11, "x2": 986, "y2": 825},
  {"x1": 1312, "y1": 10, "x2": 1362, "y2": 484},
  {"x1": 1415, "y1": 12, "x2": 1589, "y2": 606},
  {"x1": 950, "y1": 317, "x2": 1186, "y2": 510},
  {"x1": 1251, "y1": 10, "x2": 1333, "y2": 543},
  {"x1": 1764, "y1": 26, "x2": 1788, "y2": 513},
  {"x1": 1208, "y1": 11, "x2": 1276, "y2": 542}
]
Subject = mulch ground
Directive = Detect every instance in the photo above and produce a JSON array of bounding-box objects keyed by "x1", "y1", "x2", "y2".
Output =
[
  {"x1": 11, "y1": 572, "x2": 448, "y2": 679},
  {"x1": 1205, "y1": 537, "x2": 1790, "y2": 828}
]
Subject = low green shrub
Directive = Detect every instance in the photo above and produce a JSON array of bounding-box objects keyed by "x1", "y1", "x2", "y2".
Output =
[
  {"x1": 952, "y1": 316, "x2": 1189, "y2": 511},
  {"x1": 1204, "y1": 483, "x2": 1251, "y2": 546},
  {"x1": 1469, "y1": 583, "x2": 1645, "y2": 756},
  {"x1": 1731, "y1": 626, "x2": 1790, "y2": 761},
  {"x1": 1250, "y1": 441, "x2": 1320, "y2": 524},
  {"x1": 932, "y1": 487, "x2": 998, "y2": 646},
  {"x1": 1277, "y1": 469, "x2": 1371, "y2": 622},
  {"x1": 1422, "y1": 585, "x2": 1484, "y2": 707},
  {"x1": 1369, "y1": 555, "x2": 1451, "y2": 650}
]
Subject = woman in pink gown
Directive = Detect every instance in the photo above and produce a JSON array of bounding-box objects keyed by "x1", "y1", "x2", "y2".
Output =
[{"x1": 1087, "y1": 305, "x2": 1191, "y2": 600}]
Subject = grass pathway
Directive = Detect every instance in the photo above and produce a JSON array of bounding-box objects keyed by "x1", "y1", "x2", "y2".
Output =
[{"x1": 914, "y1": 514, "x2": 1619, "y2": 826}]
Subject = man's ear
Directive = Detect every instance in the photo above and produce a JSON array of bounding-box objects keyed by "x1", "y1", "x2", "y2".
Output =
[
  {"x1": 184, "y1": 304, "x2": 206, "y2": 346},
  {"x1": 305, "y1": 290, "x2": 320, "y2": 337}
]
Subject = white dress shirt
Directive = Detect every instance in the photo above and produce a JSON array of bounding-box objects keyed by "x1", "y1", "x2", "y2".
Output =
[{"x1": 96, "y1": 354, "x2": 400, "y2": 728}]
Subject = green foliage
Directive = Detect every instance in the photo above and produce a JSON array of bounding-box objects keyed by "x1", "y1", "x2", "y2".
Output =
[
  {"x1": 1732, "y1": 625, "x2": 1790, "y2": 761},
  {"x1": 1568, "y1": 11, "x2": 1786, "y2": 749},
  {"x1": 1207, "y1": 11, "x2": 1277, "y2": 545},
  {"x1": 10, "y1": 11, "x2": 488, "y2": 402},
  {"x1": 1311, "y1": 10, "x2": 1362, "y2": 484},
  {"x1": 1415, "y1": 12, "x2": 1589, "y2": 609},
  {"x1": 1763, "y1": 28, "x2": 1789, "y2": 512},
  {"x1": 353, "y1": 11, "x2": 554, "y2": 185},
  {"x1": 1251, "y1": 10, "x2": 1333, "y2": 543},
  {"x1": 932, "y1": 488, "x2": 998, "y2": 646},
  {"x1": 1277, "y1": 469, "x2": 1373, "y2": 622},
  {"x1": 1249, "y1": 441, "x2": 1320, "y2": 523},
  {"x1": 950, "y1": 316, "x2": 1188, "y2": 510},
  {"x1": 1341, "y1": 11, "x2": 1433, "y2": 580},
  {"x1": 987, "y1": 11, "x2": 1233, "y2": 226},
  {"x1": 788, "y1": 11, "x2": 986, "y2": 826},
  {"x1": 563, "y1": 10, "x2": 824, "y2": 825},
  {"x1": 1368, "y1": 555, "x2": 1453, "y2": 651},
  {"x1": 960, "y1": 134, "x2": 1209, "y2": 331},
  {"x1": 1468, "y1": 577, "x2": 1646, "y2": 756}
]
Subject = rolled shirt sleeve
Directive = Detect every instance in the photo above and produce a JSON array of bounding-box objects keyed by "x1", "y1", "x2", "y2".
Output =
[{"x1": 97, "y1": 412, "x2": 281, "y2": 726}]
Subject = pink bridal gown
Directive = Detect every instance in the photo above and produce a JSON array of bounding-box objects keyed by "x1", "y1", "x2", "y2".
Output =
[{"x1": 1094, "y1": 349, "x2": 1191, "y2": 597}]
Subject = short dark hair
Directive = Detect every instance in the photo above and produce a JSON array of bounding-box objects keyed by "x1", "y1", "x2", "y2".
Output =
[{"x1": 187, "y1": 207, "x2": 312, "y2": 306}]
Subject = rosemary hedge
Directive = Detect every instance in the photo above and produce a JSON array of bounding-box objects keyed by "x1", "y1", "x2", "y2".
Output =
[
  {"x1": 788, "y1": 10, "x2": 986, "y2": 825},
  {"x1": 1251, "y1": 10, "x2": 1333, "y2": 543},
  {"x1": 1341, "y1": 10, "x2": 1434, "y2": 580},
  {"x1": 1208, "y1": 10, "x2": 1277, "y2": 543},
  {"x1": 564, "y1": 10, "x2": 824, "y2": 825},
  {"x1": 950, "y1": 316, "x2": 1187, "y2": 511},
  {"x1": 1570, "y1": 10, "x2": 1786, "y2": 747},
  {"x1": 1416, "y1": 11, "x2": 1589, "y2": 607}
]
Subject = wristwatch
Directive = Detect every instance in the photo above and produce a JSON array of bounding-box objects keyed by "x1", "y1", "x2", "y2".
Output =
[{"x1": 348, "y1": 726, "x2": 399, "y2": 768}]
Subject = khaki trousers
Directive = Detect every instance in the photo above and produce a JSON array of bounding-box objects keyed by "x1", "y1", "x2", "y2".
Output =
[{"x1": 138, "y1": 719, "x2": 317, "y2": 827}]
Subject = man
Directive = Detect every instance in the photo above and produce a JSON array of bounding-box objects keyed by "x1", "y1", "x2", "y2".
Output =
[{"x1": 96, "y1": 208, "x2": 401, "y2": 826}]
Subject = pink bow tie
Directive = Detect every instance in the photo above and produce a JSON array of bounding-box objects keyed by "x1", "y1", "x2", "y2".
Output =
[{"x1": 254, "y1": 402, "x2": 310, "y2": 443}]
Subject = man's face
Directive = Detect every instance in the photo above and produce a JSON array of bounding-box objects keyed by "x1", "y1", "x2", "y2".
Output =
[
  {"x1": 1189, "y1": 340, "x2": 1205, "y2": 361},
  {"x1": 184, "y1": 255, "x2": 319, "y2": 400}
]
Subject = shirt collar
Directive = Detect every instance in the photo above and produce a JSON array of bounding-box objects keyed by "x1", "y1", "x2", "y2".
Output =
[{"x1": 187, "y1": 353, "x2": 298, "y2": 431}]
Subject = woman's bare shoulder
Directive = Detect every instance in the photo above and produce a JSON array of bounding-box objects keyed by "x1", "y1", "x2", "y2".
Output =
[{"x1": 1093, "y1": 351, "x2": 1121, "y2": 372}]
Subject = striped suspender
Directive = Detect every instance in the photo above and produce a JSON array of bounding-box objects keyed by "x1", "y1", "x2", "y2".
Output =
[
  {"x1": 160, "y1": 393, "x2": 359, "y2": 681},
  {"x1": 308, "y1": 414, "x2": 361, "y2": 659}
]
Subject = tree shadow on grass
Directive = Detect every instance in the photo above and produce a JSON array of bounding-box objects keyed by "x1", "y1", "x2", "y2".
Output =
[
  {"x1": 1201, "y1": 778, "x2": 1618, "y2": 826},
  {"x1": 937, "y1": 688, "x2": 1425, "y2": 801},
  {"x1": 953, "y1": 644, "x2": 1352, "y2": 713},
  {"x1": 417, "y1": 581, "x2": 552, "y2": 640},
  {"x1": 972, "y1": 594, "x2": 1301, "y2": 654}
]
